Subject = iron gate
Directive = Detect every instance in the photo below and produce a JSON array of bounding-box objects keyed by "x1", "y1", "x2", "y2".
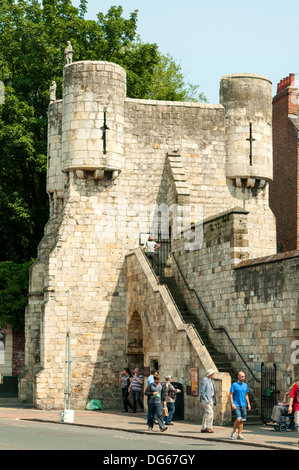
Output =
[{"x1": 261, "y1": 363, "x2": 279, "y2": 424}]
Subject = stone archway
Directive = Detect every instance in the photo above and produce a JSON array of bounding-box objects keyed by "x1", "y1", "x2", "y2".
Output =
[{"x1": 127, "y1": 311, "x2": 144, "y2": 372}]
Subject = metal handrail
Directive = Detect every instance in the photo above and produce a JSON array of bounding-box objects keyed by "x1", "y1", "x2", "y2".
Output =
[
  {"x1": 138, "y1": 247, "x2": 204, "y2": 345},
  {"x1": 172, "y1": 253, "x2": 260, "y2": 383}
]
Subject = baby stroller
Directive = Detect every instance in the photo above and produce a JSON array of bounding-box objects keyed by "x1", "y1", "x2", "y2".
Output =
[{"x1": 274, "y1": 407, "x2": 297, "y2": 432}]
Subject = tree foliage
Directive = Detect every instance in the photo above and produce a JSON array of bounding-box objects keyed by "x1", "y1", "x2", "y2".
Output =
[{"x1": 0, "y1": 259, "x2": 34, "y2": 329}]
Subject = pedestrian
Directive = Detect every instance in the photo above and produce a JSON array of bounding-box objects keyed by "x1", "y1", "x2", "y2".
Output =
[
  {"x1": 147, "y1": 369, "x2": 158, "y2": 386},
  {"x1": 146, "y1": 370, "x2": 159, "y2": 423},
  {"x1": 144, "y1": 374, "x2": 168, "y2": 432},
  {"x1": 230, "y1": 371, "x2": 251, "y2": 440},
  {"x1": 163, "y1": 375, "x2": 181, "y2": 425},
  {"x1": 288, "y1": 380, "x2": 299, "y2": 446},
  {"x1": 144, "y1": 235, "x2": 160, "y2": 269},
  {"x1": 119, "y1": 367, "x2": 132, "y2": 412},
  {"x1": 200, "y1": 368, "x2": 216, "y2": 433},
  {"x1": 129, "y1": 367, "x2": 144, "y2": 413}
]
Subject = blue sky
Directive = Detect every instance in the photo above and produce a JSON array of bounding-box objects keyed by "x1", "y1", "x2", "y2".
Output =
[{"x1": 72, "y1": 0, "x2": 299, "y2": 104}]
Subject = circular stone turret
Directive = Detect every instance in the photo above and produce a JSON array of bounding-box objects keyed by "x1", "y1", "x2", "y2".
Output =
[
  {"x1": 61, "y1": 61, "x2": 126, "y2": 178},
  {"x1": 220, "y1": 73, "x2": 273, "y2": 188}
]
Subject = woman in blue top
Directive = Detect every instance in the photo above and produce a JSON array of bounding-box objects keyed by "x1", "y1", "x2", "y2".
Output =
[{"x1": 230, "y1": 371, "x2": 251, "y2": 440}]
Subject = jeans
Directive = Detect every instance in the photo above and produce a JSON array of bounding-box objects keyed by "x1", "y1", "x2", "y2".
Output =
[
  {"x1": 147, "y1": 402, "x2": 164, "y2": 429},
  {"x1": 147, "y1": 399, "x2": 156, "y2": 423},
  {"x1": 165, "y1": 402, "x2": 175, "y2": 424},
  {"x1": 146, "y1": 253, "x2": 156, "y2": 269},
  {"x1": 234, "y1": 406, "x2": 247, "y2": 421},
  {"x1": 121, "y1": 387, "x2": 132, "y2": 412},
  {"x1": 132, "y1": 390, "x2": 144, "y2": 412}
]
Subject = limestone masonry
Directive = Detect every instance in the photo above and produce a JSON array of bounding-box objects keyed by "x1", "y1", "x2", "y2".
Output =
[{"x1": 19, "y1": 57, "x2": 299, "y2": 424}]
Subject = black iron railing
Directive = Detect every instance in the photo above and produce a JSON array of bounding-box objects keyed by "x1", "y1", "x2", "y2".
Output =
[{"x1": 137, "y1": 245, "x2": 204, "y2": 345}]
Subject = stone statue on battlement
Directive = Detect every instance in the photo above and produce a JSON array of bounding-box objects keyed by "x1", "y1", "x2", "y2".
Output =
[
  {"x1": 49, "y1": 80, "x2": 56, "y2": 103},
  {"x1": 64, "y1": 41, "x2": 73, "y2": 65}
]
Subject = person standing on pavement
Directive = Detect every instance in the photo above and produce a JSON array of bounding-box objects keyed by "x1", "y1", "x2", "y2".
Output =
[
  {"x1": 288, "y1": 380, "x2": 299, "y2": 446},
  {"x1": 129, "y1": 367, "x2": 144, "y2": 413},
  {"x1": 146, "y1": 370, "x2": 159, "y2": 423},
  {"x1": 230, "y1": 371, "x2": 251, "y2": 440},
  {"x1": 163, "y1": 375, "x2": 181, "y2": 426},
  {"x1": 200, "y1": 368, "x2": 216, "y2": 433},
  {"x1": 119, "y1": 367, "x2": 132, "y2": 412},
  {"x1": 144, "y1": 374, "x2": 168, "y2": 432}
]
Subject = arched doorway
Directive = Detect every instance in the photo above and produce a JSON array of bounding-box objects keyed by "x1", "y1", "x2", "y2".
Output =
[{"x1": 127, "y1": 311, "x2": 144, "y2": 372}]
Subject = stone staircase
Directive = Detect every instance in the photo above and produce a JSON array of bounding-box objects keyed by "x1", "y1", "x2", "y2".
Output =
[{"x1": 159, "y1": 275, "x2": 262, "y2": 424}]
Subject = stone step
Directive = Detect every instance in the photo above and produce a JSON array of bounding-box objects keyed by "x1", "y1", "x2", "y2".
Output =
[
  {"x1": 159, "y1": 275, "x2": 262, "y2": 422},
  {"x1": 160, "y1": 276, "x2": 237, "y2": 368}
]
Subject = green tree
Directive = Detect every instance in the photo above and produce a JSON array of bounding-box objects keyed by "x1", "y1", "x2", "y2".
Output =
[
  {"x1": 0, "y1": 259, "x2": 34, "y2": 329},
  {"x1": 0, "y1": 86, "x2": 46, "y2": 261},
  {"x1": 146, "y1": 53, "x2": 206, "y2": 102}
]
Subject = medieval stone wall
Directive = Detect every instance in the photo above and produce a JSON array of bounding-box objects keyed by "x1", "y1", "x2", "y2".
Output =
[
  {"x1": 172, "y1": 209, "x2": 299, "y2": 401},
  {"x1": 21, "y1": 60, "x2": 280, "y2": 416},
  {"x1": 126, "y1": 248, "x2": 231, "y2": 424}
]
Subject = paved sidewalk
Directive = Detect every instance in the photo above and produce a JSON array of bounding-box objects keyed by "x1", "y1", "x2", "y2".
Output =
[{"x1": 0, "y1": 399, "x2": 298, "y2": 450}]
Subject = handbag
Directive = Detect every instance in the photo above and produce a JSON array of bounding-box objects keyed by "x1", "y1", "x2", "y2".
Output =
[{"x1": 163, "y1": 406, "x2": 168, "y2": 417}]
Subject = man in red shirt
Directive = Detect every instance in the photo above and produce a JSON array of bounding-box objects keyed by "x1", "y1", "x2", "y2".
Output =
[{"x1": 288, "y1": 381, "x2": 299, "y2": 446}]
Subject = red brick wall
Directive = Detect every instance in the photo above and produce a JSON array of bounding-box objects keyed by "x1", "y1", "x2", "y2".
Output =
[
  {"x1": 270, "y1": 83, "x2": 299, "y2": 251},
  {"x1": 297, "y1": 139, "x2": 299, "y2": 249}
]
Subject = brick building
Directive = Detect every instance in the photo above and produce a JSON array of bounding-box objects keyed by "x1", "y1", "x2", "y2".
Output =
[{"x1": 270, "y1": 73, "x2": 299, "y2": 251}]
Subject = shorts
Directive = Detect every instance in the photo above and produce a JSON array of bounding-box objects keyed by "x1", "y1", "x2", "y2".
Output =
[
  {"x1": 295, "y1": 411, "x2": 299, "y2": 427},
  {"x1": 234, "y1": 406, "x2": 247, "y2": 421}
]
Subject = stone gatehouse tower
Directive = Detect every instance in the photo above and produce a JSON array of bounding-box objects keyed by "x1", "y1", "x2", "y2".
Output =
[{"x1": 19, "y1": 57, "x2": 299, "y2": 424}]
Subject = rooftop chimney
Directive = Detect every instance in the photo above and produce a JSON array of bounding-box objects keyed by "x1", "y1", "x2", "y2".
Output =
[
  {"x1": 274, "y1": 73, "x2": 299, "y2": 116},
  {"x1": 276, "y1": 73, "x2": 295, "y2": 94}
]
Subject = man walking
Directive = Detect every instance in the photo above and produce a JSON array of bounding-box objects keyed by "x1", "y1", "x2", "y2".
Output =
[
  {"x1": 144, "y1": 374, "x2": 168, "y2": 432},
  {"x1": 230, "y1": 371, "x2": 251, "y2": 440},
  {"x1": 288, "y1": 380, "x2": 299, "y2": 446},
  {"x1": 146, "y1": 369, "x2": 158, "y2": 386},
  {"x1": 146, "y1": 370, "x2": 159, "y2": 423},
  {"x1": 200, "y1": 368, "x2": 216, "y2": 433}
]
